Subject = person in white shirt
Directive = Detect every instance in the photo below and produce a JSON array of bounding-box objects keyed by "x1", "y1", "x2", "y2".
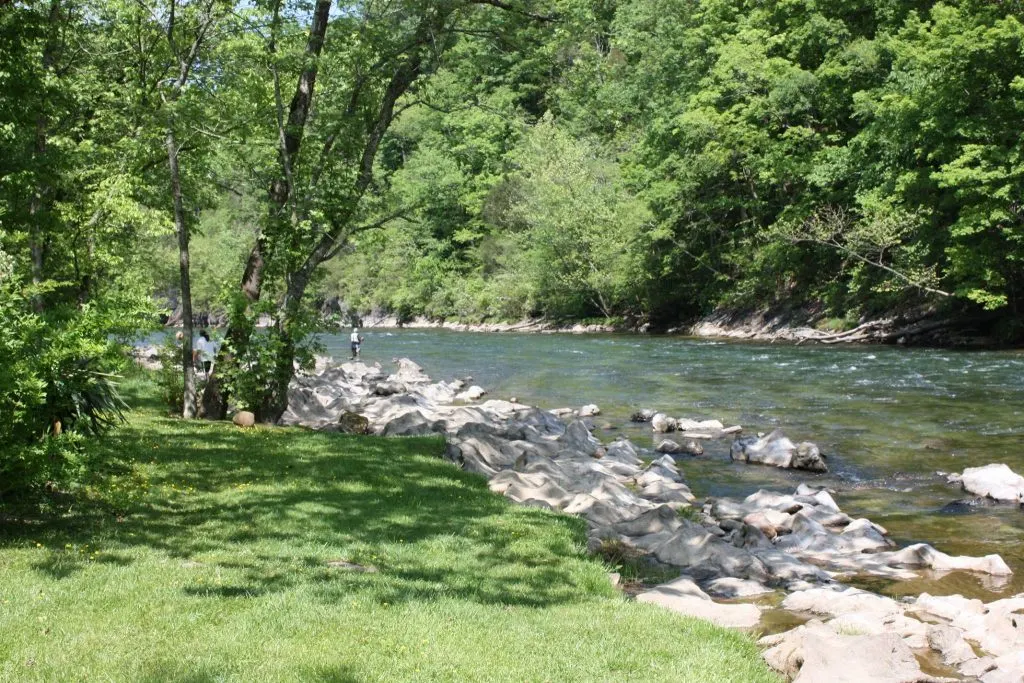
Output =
[
  {"x1": 349, "y1": 327, "x2": 363, "y2": 359},
  {"x1": 193, "y1": 330, "x2": 217, "y2": 376}
]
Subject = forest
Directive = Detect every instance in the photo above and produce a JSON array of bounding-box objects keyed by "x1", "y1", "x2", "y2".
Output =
[{"x1": 1, "y1": 0, "x2": 1023, "y2": 488}]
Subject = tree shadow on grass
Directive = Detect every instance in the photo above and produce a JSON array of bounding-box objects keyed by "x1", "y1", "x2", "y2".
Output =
[{"x1": 2, "y1": 415, "x2": 601, "y2": 610}]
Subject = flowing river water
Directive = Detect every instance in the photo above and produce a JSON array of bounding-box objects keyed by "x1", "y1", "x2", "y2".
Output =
[{"x1": 320, "y1": 329, "x2": 1024, "y2": 601}]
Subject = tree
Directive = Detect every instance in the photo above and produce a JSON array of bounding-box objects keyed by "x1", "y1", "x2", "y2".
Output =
[{"x1": 204, "y1": 0, "x2": 558, "y2": 422}]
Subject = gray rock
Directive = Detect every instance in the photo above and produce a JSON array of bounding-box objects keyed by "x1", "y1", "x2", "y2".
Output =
[
  {"x1": 636, "y1": 577, "x2": 762, "y2": 628},
  {"x1": 730, "y1": 429, "x2": 828, "y2": 472},
  {"x1": 704, "y1": 577, "x2": 774, "y2": 598},
  {"x1": 381, "y1": 410, "x2": 446, "y2": 437},
  {"x1": 655, "y1": 439, "x2": 682, "y2": 454},
  {"x1": 786, "y1": 630, "x2": 954, "y2": 683},
  {"x1": 651, "y1": 413, "x2": 677, "y2": 433},
  {"x1": 926, "y1": 624, "x2": 977, "y2": 666}
]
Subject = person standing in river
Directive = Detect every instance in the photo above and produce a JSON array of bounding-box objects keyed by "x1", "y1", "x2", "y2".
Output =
[{"x1": 350, "y1": 327, "x2": 364, "y2": 359}]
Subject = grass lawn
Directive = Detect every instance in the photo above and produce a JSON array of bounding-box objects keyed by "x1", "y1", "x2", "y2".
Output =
[{"x1": 0, "y1": 376, "x2": 778, "y2": 682}]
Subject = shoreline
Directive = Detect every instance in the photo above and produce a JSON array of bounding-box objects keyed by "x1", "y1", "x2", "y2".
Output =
[{"x1": 352, "y1": 309, "x2": 1012, "y2": 349}]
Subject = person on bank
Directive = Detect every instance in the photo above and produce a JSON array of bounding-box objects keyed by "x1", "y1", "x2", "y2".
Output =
[
  {"x1": 350, "y1": 327, "x2": 363, "y2": 359},
  {"x1": 193, "y1": 330, "x2": 217, "y2": 376}
]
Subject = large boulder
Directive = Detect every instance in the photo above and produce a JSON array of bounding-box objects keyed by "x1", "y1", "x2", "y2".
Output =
[
  {"x1": 760, "y1": 623, "x2": 956, "y2": 683},
  {"x1": 731, "y1": 430, "x2": 827, "y2": 472},
  {"x1": 951, "y1": 463, "x2": 1024, "y2": 502}
]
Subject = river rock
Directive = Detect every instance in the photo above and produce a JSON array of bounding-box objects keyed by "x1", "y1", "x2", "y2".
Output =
[
  {"x1": 381, "y1": 410, "x2": 446, "y2": 437},
  {"x1": 373, "y1": 380, "x2": 405, "y2": 396},
  {"x1": 655, "y1": 439, "x2": 682, "y2": 454},
  {"x1": 704, "y1": 577, "x2": 774, "y2": 598},
  {"x1": 731, "y1": 430, "x2": 827, "y2": 472},
  {"x1": 950, "y1": 463, "x2": 1024, "y2": 502},
  {"x1": 926, "y1": 624, "x2": 977, "y2": 667},
  {"x1": 455, "y1": 385, "x2": 487, "y2": 402},
  {"x1": 761, "y1": 626, "x2": 955, "y2": 683},
  {"x1": 631, "y1": 409, "x2": 656, "y2": 423},
  {"x1": 782, "y1": 587, "x2": 904, "y2": 619},
  {"x1": 650, "y1": 520, "x2": 771, "y2": 583},
  {"x1": 389, "y1": 358, "x2": 431, "y2": 385},
  {"x1": 651, "y1": 413, "x2": 676, "y2": 433},
  {"x1": 636, "y1": 576, "x2": 762, "y2": 628},
  {"x1": 337, "y1": 411, "x2": 370, "y2": 434},
  {"x1": 578, "y1": 403, "x2": 601, "y2": 417}
]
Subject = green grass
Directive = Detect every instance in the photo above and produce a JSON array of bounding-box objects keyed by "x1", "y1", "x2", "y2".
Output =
[{"x1": 0, "y1": 376, "x2": 778, "y2": 682}]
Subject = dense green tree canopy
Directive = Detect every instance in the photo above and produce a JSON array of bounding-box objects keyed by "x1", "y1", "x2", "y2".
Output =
[{"x1": 2, "y1": 0, "x2": 1023, "y2": 448}]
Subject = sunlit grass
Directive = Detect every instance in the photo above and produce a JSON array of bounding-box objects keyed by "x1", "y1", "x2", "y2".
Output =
[{"x1": 0, "y1": 375, "x2": 778, "y2": 681}]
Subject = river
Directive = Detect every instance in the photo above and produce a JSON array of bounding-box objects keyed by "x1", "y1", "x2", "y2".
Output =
[{"x1": 321, "y1": 329, "x2": 1024, "y2": 600}]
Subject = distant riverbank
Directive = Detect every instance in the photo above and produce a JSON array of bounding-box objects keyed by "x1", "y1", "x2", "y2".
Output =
[{"x1": 351, "y1": 306, "x2": 1013, "y2": 348}]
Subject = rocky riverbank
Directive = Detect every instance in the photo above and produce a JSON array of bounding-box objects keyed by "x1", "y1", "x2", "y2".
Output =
[{"x1": 271, "y1": 355, "x2": 1022, "y2": 682}]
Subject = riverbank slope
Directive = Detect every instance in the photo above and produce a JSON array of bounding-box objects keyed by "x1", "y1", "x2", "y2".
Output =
[{"x1": 0, "y1": 375, "x2": 777, "y2": 682}]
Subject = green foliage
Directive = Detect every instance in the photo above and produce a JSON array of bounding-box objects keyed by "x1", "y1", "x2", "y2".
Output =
[
  {"x1": 156, "y1": 336, "x2": 186, "y2": 415},
  {"x1": 0, "y1": 276, "x2": 137, "y2": 497}
]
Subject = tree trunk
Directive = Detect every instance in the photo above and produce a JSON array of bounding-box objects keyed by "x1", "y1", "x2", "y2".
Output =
[
  {"x1": 201, "y1": 0, "x2": 331, "y2": 420},
  {"x1": 27, "y1": 0, "x2": 63, "y2": 312},
  {"x1": 166, "y1": 123, "x2": 197, "y2": 418}
]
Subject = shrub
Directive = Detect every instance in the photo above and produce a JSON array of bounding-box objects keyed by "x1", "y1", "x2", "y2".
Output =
[{"x1": 0, "y1": 278, "x2": 131, "y2": 498}]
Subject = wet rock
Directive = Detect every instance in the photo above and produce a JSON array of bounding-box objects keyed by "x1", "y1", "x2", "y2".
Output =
[
  {"x1": 731, "y1": 430, "x2": 827, "y2": 472},
  {"x1": 636, "y1": 576, "x2": 762, "y2": 628},
  {"x1": 938, "y1": 497, "x2": 1002, "y2": 514}
]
